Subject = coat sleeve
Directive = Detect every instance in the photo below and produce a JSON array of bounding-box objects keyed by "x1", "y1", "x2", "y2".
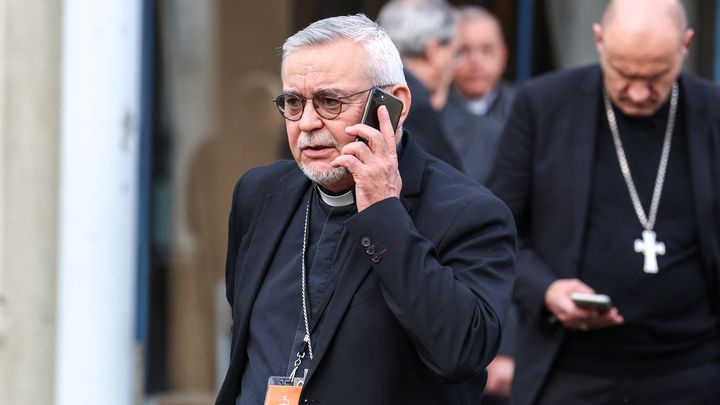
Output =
[{"x1": 345, "y1": 193, "x2": 516, "y2": 383}]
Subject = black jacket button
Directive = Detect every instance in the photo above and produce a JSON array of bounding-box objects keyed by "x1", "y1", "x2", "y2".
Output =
[{"x1": 360, "y1": 236, "x2": 371, "y2": 247}]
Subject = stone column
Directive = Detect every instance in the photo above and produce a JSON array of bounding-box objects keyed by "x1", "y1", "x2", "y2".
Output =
[
  {"x1": 0, "y1": 1, "x2": 62, "y2": 404},
  {"x1": 54, "y1": 1, "x2": 142, "y2": 404}
]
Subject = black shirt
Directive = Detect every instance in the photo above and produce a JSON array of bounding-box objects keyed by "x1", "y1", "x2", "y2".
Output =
[
  {"x1": 237, "y1": 188, "x2": 355, "y2": 404},
  {"x1": 557, "y1": 92, "x2": 720, "y2": 378}
]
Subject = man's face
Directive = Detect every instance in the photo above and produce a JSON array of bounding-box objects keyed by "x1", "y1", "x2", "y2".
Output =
[
  {"x1": 595, "y1": 24, "x2": 690, "y2": 117},
  {"x1": 281, "y1": 40, "x2": 373, "y2": 190},
  {"x1": 453, "y1": 17, "x2": 507, "y2": 99}
]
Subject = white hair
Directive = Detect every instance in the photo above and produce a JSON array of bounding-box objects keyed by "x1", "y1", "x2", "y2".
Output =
[
  {"x1": 282, "y1": 14, "x2": 406, "y2": 87},
  {"x1": 378, "y1": 0, "x2": 456, "y2": 57}
]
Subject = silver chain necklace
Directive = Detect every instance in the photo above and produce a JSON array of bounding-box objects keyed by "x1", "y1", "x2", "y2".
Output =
[
  {"x1": 288, "y1": 198, "x2": 313, "y2": 384},
  {"x1": 300, "y1": 198, "x2": 314, "y2": 360},
  {"x1": 602, "y1": 82, "x2": 678, "y2": 274}
]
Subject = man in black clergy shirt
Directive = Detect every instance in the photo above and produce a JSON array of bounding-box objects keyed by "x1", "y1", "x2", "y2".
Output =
[
  {"x1": 215, "y1": 14, "x2": 516, "y2": 405},
  {"x1": 488, "y1": 0, "x2": 720, "y2": 404}
]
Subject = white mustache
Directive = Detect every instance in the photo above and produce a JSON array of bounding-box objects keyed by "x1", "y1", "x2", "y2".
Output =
[{"x1": 297, "y1": 131, "x2": 341, "y2": 151}]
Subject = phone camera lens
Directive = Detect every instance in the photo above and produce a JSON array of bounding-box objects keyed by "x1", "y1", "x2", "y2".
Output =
[{"x1": 378, "y1": 93, "x2": 385, "y2": 100}]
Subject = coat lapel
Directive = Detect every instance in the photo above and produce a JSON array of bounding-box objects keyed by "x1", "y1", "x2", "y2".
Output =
[
  {"x1": 302, "y1": 240, "x2": 372, "y2": 382},
  {"x1": 567, "y1": 69, "x2": 602, "y2": 272},
  {"x1": 680, "y1": 74, "x2": 720, "y2": 295},
  {"x1": 232, "y1": 169, "x2": 311, "y2": 352}
]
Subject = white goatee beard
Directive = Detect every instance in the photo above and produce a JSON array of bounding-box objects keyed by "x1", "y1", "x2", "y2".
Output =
[
  {"x1": 296, "y1": 130, "x2": 350, "y2": 187},
  {"x1": 300, "y1": 164, "x2": 349, "y2": 186}
]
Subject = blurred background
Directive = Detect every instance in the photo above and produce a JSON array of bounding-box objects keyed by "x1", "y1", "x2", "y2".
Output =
[{"x1": 0, "y1": 0, "x2": 718, "y2": 404}]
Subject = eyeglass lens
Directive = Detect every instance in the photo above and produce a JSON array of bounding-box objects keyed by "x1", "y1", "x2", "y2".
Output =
[{"x1": 276, "y1": 93, "x2": 344, "y2": 121}]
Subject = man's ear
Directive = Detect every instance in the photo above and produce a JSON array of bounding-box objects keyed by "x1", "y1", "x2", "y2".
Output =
[
  {"x1": 592, "y1": 23, "x2": 604, "y2": 54},
  {"x1": 682, "y1": 28, "x2": 694, "y2": 58},
  {"x1": 390, "y1": 85, "x2": 412, "y2": 130}
]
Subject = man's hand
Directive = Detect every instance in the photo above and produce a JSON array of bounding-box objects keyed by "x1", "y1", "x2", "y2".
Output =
[
  {"x1": 544, "y1": 278, "x2": 624, "y2": 331},
  {"x1": 485, "y1": 354, "x2": 514, "y2": 398},
  {"x1": 332, "y1": 106, "x2": 402, "y2": 211}
]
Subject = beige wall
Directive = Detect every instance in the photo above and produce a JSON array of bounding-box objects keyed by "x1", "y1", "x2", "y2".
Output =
[
  {"x1": 0, "y1": 0, "x2": 61, "y2": 404},
  {"x1": 162, "y1": 0, "x2": 292, "y2": 396}
]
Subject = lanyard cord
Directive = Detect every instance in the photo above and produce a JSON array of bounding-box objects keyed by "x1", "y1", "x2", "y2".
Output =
[
  {"x1": 300, "y1": 197, "x2": 314, "y2": 360},
  {"x1": 289, "y1": 196, "x2": 313, "y2": 383}
]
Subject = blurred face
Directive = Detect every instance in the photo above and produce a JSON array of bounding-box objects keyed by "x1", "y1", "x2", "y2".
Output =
[
  {"x1": 595, "y1": 23, "x2": 691, "y2": 117},
  {"x1": 281, "y1": 40, "x2": 374, "y2": 191},
  {"x1": 453, "y1": 16, "x2": 507, "y2": 99}
]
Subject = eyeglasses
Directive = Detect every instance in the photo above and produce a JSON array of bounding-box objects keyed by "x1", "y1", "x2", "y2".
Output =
[{"x1": 273, "y1": 87, "x2": 377, "y2": 121}]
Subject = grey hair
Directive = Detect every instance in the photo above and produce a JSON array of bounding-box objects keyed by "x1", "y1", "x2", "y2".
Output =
[
  {"x1": 378, "y1": 0, "x2": 456, "y2": 58},
  {"x1": 281, "y1": 14, "x2": 406, "y2": 87},
  {"x1": 457, "y1": 5, "x2": 505, "y2": 44}
]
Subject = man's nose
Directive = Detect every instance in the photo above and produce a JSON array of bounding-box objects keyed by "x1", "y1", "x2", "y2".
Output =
[
  {"x1": 626, "y1": 81, "x2": 651, "y2": 103},
  {"x1": 298, "y1": 100, "x2": 323, "y2": 132}
]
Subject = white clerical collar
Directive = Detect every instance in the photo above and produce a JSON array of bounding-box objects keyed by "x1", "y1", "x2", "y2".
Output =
[
  {"x1": 317, "y1": 186, "x2": 355, "y2": 207},
  {"x1": 466, "y1": 87, "x2": 499, "y2": 116}
]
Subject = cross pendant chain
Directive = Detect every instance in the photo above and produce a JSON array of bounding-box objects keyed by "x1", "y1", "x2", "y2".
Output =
[{"x1": 603, "y1": 83, "x2": 678, "y2": 274}]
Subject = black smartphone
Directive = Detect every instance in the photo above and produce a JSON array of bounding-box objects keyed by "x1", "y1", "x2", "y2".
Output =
[
  {"x1": 357, "y1": 87, "x2": 404, "y2": 144},
  {"x1": 570, "y1": 292, "x2": 613, "y2": 312}
]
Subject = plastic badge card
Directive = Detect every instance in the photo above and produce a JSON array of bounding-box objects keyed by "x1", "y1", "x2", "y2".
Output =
[{"x1": 264, "y1": 376, "x2": 303, "y2": 405}]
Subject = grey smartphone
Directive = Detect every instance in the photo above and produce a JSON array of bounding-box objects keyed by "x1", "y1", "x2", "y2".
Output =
[
  {"x1": 570, "y1": 292, "x2": 613, "y2": 312},
  {"x1": 357, "y1": 87, "x2": 404, "y2": 144}
]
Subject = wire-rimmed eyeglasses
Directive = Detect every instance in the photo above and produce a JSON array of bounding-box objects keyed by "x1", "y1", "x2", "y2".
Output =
[{"x1": 273, "y1": 86, "x2": 378, "y2": 121}]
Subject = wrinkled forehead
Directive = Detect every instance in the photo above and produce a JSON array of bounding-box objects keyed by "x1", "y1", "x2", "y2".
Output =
[
  {"x1": 281, "y1": 40, "x2": 370, "y2": 91},
  {"x1": 603, "y1": 29, "x2": 684, "y2": 77}
]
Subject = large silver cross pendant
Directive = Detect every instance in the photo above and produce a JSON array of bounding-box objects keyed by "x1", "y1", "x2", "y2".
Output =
[{"x1": 634, "y1": 230, "x2": 665, "y2": 274}]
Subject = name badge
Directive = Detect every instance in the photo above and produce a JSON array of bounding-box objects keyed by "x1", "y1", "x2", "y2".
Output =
[{"x1": 264, "y1": 375, "x2": 304, "y2": 405}]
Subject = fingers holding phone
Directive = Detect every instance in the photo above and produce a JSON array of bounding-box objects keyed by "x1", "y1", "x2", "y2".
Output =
[
  {"x1": 350, "y1": 105, "x2": 396, "y2": 157},
  {"x1": 569, "y1": 292, "x2": 624, "y2": 331},
  {"x1": 545, "y1": 278, "x2": 624, "y2": 331},
  {"x1": 351, "y1": 87, "x2": 404, "y2": 153},
  {"x1": 332, "y1": 87, "x2": 404, "y2": 211}
]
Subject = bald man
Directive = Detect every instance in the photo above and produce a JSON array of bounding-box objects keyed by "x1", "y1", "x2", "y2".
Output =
[{"x1": 488, "y1": 0, "x2": 720, "y2": 404}]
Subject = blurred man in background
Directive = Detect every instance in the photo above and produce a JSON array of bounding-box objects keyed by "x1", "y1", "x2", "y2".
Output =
[
  {"x1": 441, "y1": 7, "x2": 517, "y2": 405},
  {"x1": 378, "y1": 0, "x2": 463, "y2": 170},
  {"x1": 442, "y1": 5, "x2": 515, "y2": 184}
]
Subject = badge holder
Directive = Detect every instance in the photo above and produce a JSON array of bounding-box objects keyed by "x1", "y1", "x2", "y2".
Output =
[{"x1": 264, "y1": 350, "x2": 308, "y2": 405}]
